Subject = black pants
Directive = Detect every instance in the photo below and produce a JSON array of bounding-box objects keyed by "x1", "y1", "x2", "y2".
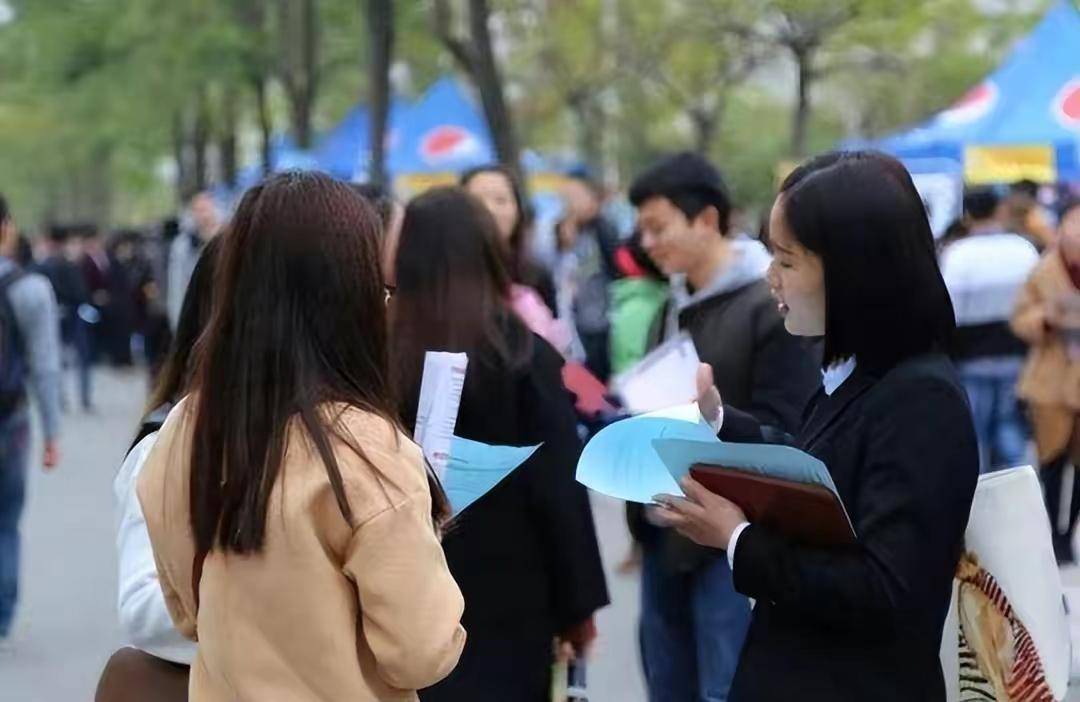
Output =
[{"x1": 1041, "y1": 453, "x2": 1080, "y2": 559}]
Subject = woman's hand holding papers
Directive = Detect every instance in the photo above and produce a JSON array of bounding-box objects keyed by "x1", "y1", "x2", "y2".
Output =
[
  {"x1": 696, "y1": 363, "x2": 723, "y2": 432},
  {"x1": 653, "y1": 476, "x2": 747, "y2": 550}
]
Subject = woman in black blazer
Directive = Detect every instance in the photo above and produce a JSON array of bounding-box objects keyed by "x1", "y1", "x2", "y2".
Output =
[
  {"x1": 656, "y1": 151, "x2": 979, "y2": 701},
  {"x1": 388, "y1": 187, "x2": 609, "y2": 702}
]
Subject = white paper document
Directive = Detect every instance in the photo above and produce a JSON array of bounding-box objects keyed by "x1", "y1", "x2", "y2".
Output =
[
  {"x1": 611, "y1": 332, "x2": 701, "y2": 414},
  {"x1": 414, "y1": 352, "x2": 468, "y2": 479}
]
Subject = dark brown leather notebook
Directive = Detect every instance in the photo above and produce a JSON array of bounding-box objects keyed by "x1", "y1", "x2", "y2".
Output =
[{"x1": 690, "y1": 464, "x2": 856, "y2": 547}]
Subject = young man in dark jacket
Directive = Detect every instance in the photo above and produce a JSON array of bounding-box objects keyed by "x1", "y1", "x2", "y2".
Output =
[{"x1": 626, "y1": 153, "x2": 820, "y2": 701}]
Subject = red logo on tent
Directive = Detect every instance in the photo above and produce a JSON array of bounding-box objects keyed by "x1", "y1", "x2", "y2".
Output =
[
  {"x1": 420, "y1": 125, "x2": 482, "y2": 163},
  {"x1": 940, "y1": 81, "x2": 998, "y2": 125},
  {"x1": 1054, "y1": 77, "x2": 1080, "y2": 130}
]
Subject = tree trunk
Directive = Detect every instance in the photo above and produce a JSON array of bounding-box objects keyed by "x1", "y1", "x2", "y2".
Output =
[
  {"x1": 253, "y1": 76, "x2": 273, "y2": 175},
  {"x1": 219, "y1": 89, "x2": 239, "y2": 189},
  {"x1": 466, "y1": 0, "x2": 523, "y2": 184},
  {"x1": 792, "y1": 46, "x2": 814, "y2": 158},
  {"x1": 279, "y1": 0, "x2": 319, "y2": 149},
  {"x1": 690, "y1": 105, "x2": 719, "y2": 156},
  {"x1": 172, "y1": 110, "x2": 191, "y2": 203},
  {"x1": 193, "y1": 90, "x2": 211, "y2": 193},
  {"x1": 570, "y1": 93, "x2": 604, "y2": 178},
  {"x1": 367, "y1": 0, "x2": 394, "y2": 187}
]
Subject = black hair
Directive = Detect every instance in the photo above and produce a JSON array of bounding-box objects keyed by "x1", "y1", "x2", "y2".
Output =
[
  {"x1": 0, "y1": 194, "x2": 7, "y2": 225},
  {"x1": 48, "y1": 224, "x2": 70, "y2": 243},
  {"x1": 1059, "y1": 196, "x2": 1080, "y2": 222},
  {"x1": 628, "y1": 151, "x2": 732, "y2": 234},
  {"x1": 15, "y1": 236, "x2": 34, "y2": 267},
  {"x1": 350, "y1": 182, "x2": 396, "y2": 228},
  {"x1": 460, "y1": 164, "x2": 536, "y2": 286},
  {"x1": 963, "y1": 186, "x2": 1001, "y2": 221},
  {"x1": 1011, "y1": 179, "x2": 1039, "y2": 199},
  {"x1": 778, "y1": 151, "x2": 955, "y2": 374}
]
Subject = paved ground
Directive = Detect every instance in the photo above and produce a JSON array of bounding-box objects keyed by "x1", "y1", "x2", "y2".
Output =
[{"x1": 5, "y1": 367, "x2": 1080, "y2": 701}]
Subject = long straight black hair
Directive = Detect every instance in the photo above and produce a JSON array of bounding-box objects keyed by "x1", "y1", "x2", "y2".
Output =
[
  {"x1": 778, "y1": 151, "x2": 956, "y2": 374},
  {"x1": 389, "y1": 186, "x2": 532, "y2": 428},
  {"x1": 188, "y1": 171, "x2": 446, "y2": 555}
]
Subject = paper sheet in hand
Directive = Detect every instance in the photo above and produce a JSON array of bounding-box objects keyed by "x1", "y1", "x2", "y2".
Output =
[
  {"x1": 611, "y1": 333, "x2": 701, "y2": 414},
  {"x1": 444, "y1": 437, "x2": 541, "y2": 515},
  {"x1": 652, "y1": 437, "x2": 853, "y2": 532},
  {"x1": 575, "y1": 403, "x2": 719, "y2": 503},
  {"x1": 414, "y1": 352, "x2": 468, "y2": 479}
]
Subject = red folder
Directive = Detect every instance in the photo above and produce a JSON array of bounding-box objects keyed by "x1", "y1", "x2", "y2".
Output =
[{"x1": 690, "y1": 464, "x2": 856, "y2": 547}]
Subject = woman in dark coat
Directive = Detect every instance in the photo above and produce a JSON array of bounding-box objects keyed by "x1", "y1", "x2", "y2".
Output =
[
  {"x1": 389, "y1": 186, "x2": 609, "y2": 702},
  {"x1": 656, "y1": 151, "x2": 979, "y2": 702}
]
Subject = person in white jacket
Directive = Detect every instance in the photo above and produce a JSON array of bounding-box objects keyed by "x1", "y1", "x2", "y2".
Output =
[
  {"x1": 113, "y1": 236, "x2": 219, "y2": 664},
  {"x1": 114, "y1": 419, "x2": 194, "y2": 664}
]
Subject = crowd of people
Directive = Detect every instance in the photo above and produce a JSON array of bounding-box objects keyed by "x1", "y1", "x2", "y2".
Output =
[{"x1": 1, "y1": 148, "x2": 1079, "y2": 700}]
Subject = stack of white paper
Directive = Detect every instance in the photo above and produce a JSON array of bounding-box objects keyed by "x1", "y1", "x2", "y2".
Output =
[
  {"x1": 414, "y1": 352, "x2": 468, "y2": 479},
  {"x1": 611, "y1": 332, "x2": 701, "y2": 415}
]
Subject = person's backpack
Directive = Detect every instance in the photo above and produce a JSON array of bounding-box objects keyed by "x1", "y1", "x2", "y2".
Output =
[{"x1": 0, "y1": 268, "x2": 28, "y2": 417}]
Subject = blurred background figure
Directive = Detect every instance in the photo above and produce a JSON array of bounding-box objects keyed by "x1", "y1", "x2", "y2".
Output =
[
  {"x1": 607, "y1": 230, "x2": 668, "y2": 376},
  {"x1": 463, "y1": 164, "x2": 557, "y2": 315},
  {"x1": 38, "y1": 226, "x2": 92, "y2": 412},
  {"x1": 1006, "y1": 179, "x2": 1057, "y2": 251},
  {"x1": 1013, "y1": 198, "x2": 1080, "y2": 563},
  {"x1": 555, "y1": 173, "x2": 621, "y2": 382},
  {"x1": 941, "y1": 186, "x2": 1040, "y2": 472},
  {"x1": 166, "y1": 191, "x2": 220, "y2": 331},
  {"x1": 463, "y1": 165, "x2": 575, "y2": 356}
]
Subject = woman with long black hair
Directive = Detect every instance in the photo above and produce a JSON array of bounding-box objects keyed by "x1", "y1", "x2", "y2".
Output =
[
  {"x1": 137, "y1": 172, "x2": 465, "y2": 701},
  {"x1": 656, "y1": 151, "x2": 979, "y2": 701},
  {"x1": 389, "y1": 187, "x2": 608, "y2": 702}
]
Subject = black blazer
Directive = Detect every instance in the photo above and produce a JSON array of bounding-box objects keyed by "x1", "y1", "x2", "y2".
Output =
[
  {"x1": 419, "y1": 333, "x2": 609, "y2": 701},
  {"x1": 720, "y1": 353, "x2": 978, "y2": 702}
]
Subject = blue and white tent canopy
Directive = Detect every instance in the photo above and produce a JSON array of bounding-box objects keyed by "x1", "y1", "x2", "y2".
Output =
[{"x1": 867, "y1": 0, "x2": 1080, "y2": 182}]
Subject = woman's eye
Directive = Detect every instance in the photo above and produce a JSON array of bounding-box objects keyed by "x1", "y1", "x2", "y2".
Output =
[{"x1": 779, "y1": 261, "x2": 795, "y2": 270}]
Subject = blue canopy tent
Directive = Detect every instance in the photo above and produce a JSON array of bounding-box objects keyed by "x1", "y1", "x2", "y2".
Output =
[
  {"x1": 311, "y1": 100, "x2": 409, "y2": 182},
  {"x1": 388, "y1": 77, "x2": 497, "y2": 182},
  {"x1": 869, "y1": 0, "x2": 1080, "y2": 183}
]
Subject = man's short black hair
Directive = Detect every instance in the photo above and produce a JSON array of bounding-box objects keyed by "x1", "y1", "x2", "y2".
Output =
[
  {"x1": 963, "y1": 186, "x2": 1001, "y2": 221},
  {"x1": 0, "y1": 193, "x2": 8, "y2": 225},
  {"x1": 628, "y1": 152, "x2": 732, "y2": 232},
  {"x1": 1011, "y1": 179, "x2": 1039, "y2": 199}
]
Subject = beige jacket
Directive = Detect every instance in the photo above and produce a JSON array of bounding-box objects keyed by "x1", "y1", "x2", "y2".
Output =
[
  {"x1": 137, "y1": 401, "x2": 466, "y2": 701},
  {"x1": 1012, "y1": 250, "x2": 1080, "y2": 461}
]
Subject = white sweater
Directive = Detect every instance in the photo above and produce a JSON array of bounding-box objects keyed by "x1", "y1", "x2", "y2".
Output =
[{"x1": 113, "y1": 432, "x2": 197, "y2": 665}]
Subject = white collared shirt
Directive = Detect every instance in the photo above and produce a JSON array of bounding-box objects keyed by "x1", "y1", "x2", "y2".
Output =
[{"x1": 726, "y1": 359, "x2": 857, "y2": 571}]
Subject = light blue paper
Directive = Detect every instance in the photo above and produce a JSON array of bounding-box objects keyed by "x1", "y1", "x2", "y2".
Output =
[
  {"x1": 651, "y1": 437, "x2": 854, "y2": 531},
  {"x1": 651, "y1": 437, "x2": 838, "y2": 493},
  {"x1": 444, "y1": 437, "x2": 542, "y2": 515},
  {"x1": 575, "y1": 403, "x2": 720, "y2": 503}
]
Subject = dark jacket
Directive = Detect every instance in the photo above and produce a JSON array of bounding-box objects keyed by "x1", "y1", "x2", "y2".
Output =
[
  {"x1": 628, "y1": 276, "x2": 821, "y2": 571},
  {"x1": 419, "y1": 333, "x2": 609, "y2": 702},
  {"x1": 720, "y1": 353, "x2": 978, "y2": 702}
]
